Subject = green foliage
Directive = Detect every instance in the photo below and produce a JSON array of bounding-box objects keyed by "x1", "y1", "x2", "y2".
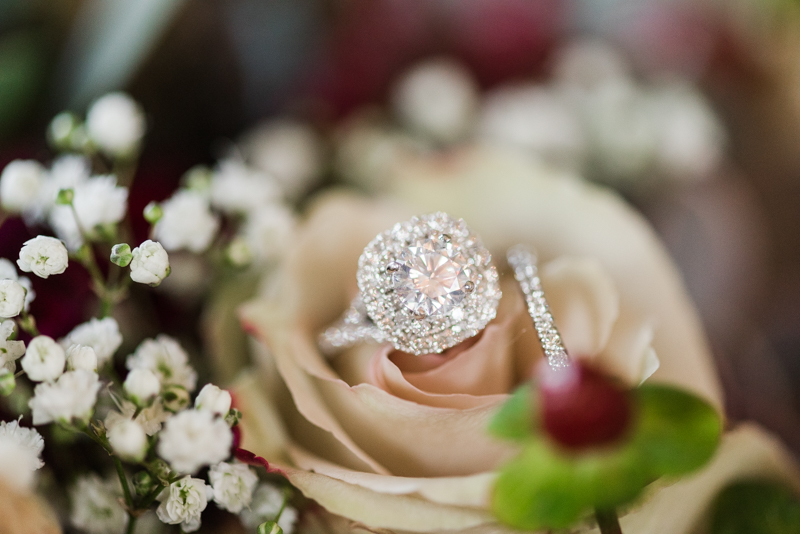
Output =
[
  {"x1": 490, "y1": 383, "x2": 722, "y2": 530},
  {"x1": 710, "y1": 480, "x2": 800, "y2": 534}
]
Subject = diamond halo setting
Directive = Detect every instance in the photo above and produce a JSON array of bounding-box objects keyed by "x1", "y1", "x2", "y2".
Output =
[{"x1": 356, "y1": 212, "x2": 501, "y2": 355}]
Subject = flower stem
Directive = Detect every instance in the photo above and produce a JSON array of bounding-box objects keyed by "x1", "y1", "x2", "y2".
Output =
[
  {"x1": 126, "y1": 515, "x2": 137, "y2": 534},
  {"x1": 595, "y1": 508, "x2": 623, "y2": 534}
]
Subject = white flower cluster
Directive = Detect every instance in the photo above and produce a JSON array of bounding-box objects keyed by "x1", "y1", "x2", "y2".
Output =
[
  {"x1": 70, "y1": 473, "x2": 128, "y2": 534},
  {"x1": 0, "y1": 419, "x2": 44, "y2": 491}
]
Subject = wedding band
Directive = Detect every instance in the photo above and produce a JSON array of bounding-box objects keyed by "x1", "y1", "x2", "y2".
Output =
[
  {"x1": 507, "y1": 245, "x2": 570, "y2": 369},
  {"x1": 319, "y1": 212, "x2": 501, "y2": 355}
]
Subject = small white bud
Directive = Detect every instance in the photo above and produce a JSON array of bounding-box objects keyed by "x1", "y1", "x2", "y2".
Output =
[
  {"x1": 129, "y1": 240, "x2": 170, "y2": 286},
  {"x1": 143, "y1": 202, "x2": 163, "y2": 224},
  {"x1": 108, "y1": 419, "x2": 147, "y2": 462},
  {"x1": 66, "y1": 344, "x2": 98, "y2": 372},
  {"x1": 110, "y1": 243, "x2": 133, "y2": 267},
  {"x1": 48, "y1": 111, "x2": 80, "y2": 150},
  {"x1": 226, "y1": 236, "x2": 253, "y2": 267},
  {"x1": 0, "y1": 280, "x2": 25, "y2": 318},
  {"x1": 21, "y1": 336, "x2": 66, "y2": 382},
  {"x1": 0, "y1": 160, "x2": 44, "y2": 214},
  {"x1": 123, "y1": 368, "x2": 160, "y2": 405},
  {"x1": 86, "y1": 92, "x2": 145, "y2": 158},
  {"x1": 194, "y1": 384, "x2": 231, "y2": 416},
  {"x1": 17, "y1": 235, "x2": 69, "y2": 279}
]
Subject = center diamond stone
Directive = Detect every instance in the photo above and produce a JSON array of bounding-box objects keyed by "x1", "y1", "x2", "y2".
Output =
[{"x1": 393, "y1": 238, "x2": 470, "y2": 317}]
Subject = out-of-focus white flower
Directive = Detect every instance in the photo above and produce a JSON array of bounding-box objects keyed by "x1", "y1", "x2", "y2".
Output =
[
  {"x1": 0, "y1": 419, "x2": 44, "y2": 491},
  {"x1": 66, "y1": 344, "x2": 98, "y2": 372},
  {"x1": 242, "y1": 204, "x2": 294, "y2": 264},
  {"x1": 17, "y1": 236, "x2": 69, "y2": 279},
  {"x1": 0, "y1": 258, "x2": 17, "y2": 281},
  {"x1": 61, "y1": 317, "x2": 122, "y2": 367},
  {"x1": 583, "y1": 79, "x2": 660, "y2": 182},
  {"x1": 157, "y1": 409, "x2": 232, "y2": 474},
  {"x1": 208, "y1": 462, "x2": 258, "y2": 513},
  {"x1": 552, "y1": 39, "x2": 631, "y2": 91},
  {"x1": 240, "y1": 483, "x2": 297, "y2": 534},
  {"x1": 651, "y1": 82, "x2": 725, "y2": 180},
  {"x1": 21, "y1": 336, "x2": 65, "y2": 382},
  {"x1": 106, "y1": 399, "x2": 169, "y2": 437},
  {"x1": 153, "y1": 190, "x2": 219, "y2": 253},
  {"x1": 130, "y1": 240, "x2": 170, "y2": 286},
  {"x1": 392, "y1": 58, "x2": 479, "y2": 143},
  {"x1": 31, "y1": 155, "x2": 91, "y2": 222},
  {"x1": 29, "y1": 369, "x2": 101, "y2": 425},
  {"x1": 477, "y1": 84, "x2": 587, "y2": 169},
  {"x1": 194, "y1": 384, "x2": 231, "y2": 416},
  {"x1": 86, "y1": 92, "x2": 145, "y2": 158},
  {"x1": 0, "y1": 160, "x2": 44, "y2": 215},
  {"x1": 156, "y1": 476, "x2": 209, "y2": 533},
  {"x1": 70, "y1": 473, "x2": 128, "y2": 534},
  {"x1": 0, "y1": 280, "x2": 25, "y2": 318},
  {"x1": 126, "y1": 335, "x2": 197, "y2": 392},
  {"x1": 107, "y1": 419, "x2": 147, "y2": 462},
  {"x1": 0, "y1": 320, "x2": 25, "y2": 373},
  {"x1": 210, "y1": 159, "x2": 280, "y2": 215},
  {"x1": 0, "y1": 421, "x2": 44, "y2": 490},
  {"x1": 123, "y1": 368, "x2": 160, "y2": 405},
  {"x1": 240, "y1": 119, "x2": 324, "y2": 199},
  {"x1": 49, "y1": 175, "x2": 128, "y2": 249}
]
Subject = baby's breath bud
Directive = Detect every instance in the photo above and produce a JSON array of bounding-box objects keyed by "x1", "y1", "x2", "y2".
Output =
[
  {"x1": 162, "y1": 384, "x2": 190, "y2": 412},
  {"x1": 48, "y1": 112, "x2": 80, "y2": 151},
  {"x1": 55, "y1": 188, "x2": 74, "y2": 205},
  {"x1": 183, "y1": 165, "x2": 213, "y2": 192},
  {"x1": 133, "y1": 470, "x2": 156, "y2": 496},
  {"x1": 194, "y1": 384, "x2": 231, "y2": 416},
  {"x1": 110, "y1": 243, "x2": 133, "y2": 267},
  {"x1": 0, "y1": 368, "x2": 15, "y2": 396},
  {"x1": 108, "y1": 419, "x2": 147, "y2": 462},
  {"x1": 123, "y1": 368, "x2": 160, "y2": 406},
  {"x1": 226, "y1": 237, "x2": 253, "y2": 267},
  {"x1": 66, "y1": 344, "x2": 98, "y2": 372},
  {"x1": 258, "y1": 522, "x2": 283, "y2": 534},
  {"x1": 143, "y1": 202, "x2": 163, "y2": 224},
  {"x1": 225, "y1": 408, "x2": 242, "y2": 427}
]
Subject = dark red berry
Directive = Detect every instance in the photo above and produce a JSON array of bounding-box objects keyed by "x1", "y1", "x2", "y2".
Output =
[{"x1": 538, "y1": 361, "x2": 633, "y2": 451}]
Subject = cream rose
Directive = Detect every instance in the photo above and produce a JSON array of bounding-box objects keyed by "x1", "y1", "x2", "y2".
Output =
[{"x1": 235, "y1": 147, "x2": 800, "y2": 533}]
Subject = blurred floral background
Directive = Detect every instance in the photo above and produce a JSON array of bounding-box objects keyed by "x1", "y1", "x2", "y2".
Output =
[{"x1": 3, "y1": 0, "x2": 800, "y2": 531}]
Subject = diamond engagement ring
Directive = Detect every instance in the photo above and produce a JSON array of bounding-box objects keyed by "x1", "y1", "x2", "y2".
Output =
[
  {"x1": 507, "y1": 245, "x2": 570, "y2": 369},
  {"x1": 319, "y1": 212, "x2": 501, "y2": 355}
]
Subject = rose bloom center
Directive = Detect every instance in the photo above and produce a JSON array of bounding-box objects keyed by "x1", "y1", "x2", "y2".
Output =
[{"x1": 393, "y1": 238, "x2": 470, "y2": 317}]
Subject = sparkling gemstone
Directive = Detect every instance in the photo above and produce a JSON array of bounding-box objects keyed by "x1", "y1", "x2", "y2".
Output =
[{"x1": 393, "y1": 238, "x2": 470, "y2": 317}]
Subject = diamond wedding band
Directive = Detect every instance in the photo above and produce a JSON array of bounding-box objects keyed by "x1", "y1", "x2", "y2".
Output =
[{"x1": 319, "y1": 213, "x2": 570, "y2": 368}]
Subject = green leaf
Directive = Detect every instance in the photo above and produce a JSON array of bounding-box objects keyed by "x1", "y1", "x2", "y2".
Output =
[
  {"x1": 710, "y1": 480, "x2": 800, "y2": 534},
  {"x1": 633, "y1": 385, "x2": 721, "y2": 476},
  {"x1": 492, "y1": 440, "x2": 588, "y2": 530},
  {"x1": 488, "y1": 384, "x2": 535, "y2": 441}
]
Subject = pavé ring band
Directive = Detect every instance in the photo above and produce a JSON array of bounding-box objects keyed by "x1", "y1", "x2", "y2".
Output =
[{"x1": 320, "y1": 212, "x2": 501, "y2": 355}]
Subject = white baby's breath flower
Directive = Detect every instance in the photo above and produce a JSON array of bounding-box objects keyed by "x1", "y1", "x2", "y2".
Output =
[
  {"x1": 240, "y1": 119, "x2": 324, "y2": 199},
  {"x1": 157, "y1": 409, "x2": 233, "y2": 474},
  {"x1": 0, "y1": 320, "x2": 25, "y2": 373},
  {"x1": 0, "y1": 258, "x2": 17, "y2": 281},
  {"x1": 32, "y1": 155, "x2": 91, "y2": 221},
  {"x1": 70, "y1": 473, "x2": 128, "y2": 534},
  {"x1": 240, "y1": 483, "x2": 297, "y2": 534},
  {"x1": 210, "y1": 159, "x2": 280, "y2": 215},
  {"x1": 477, "y1": 84, "x2": 586, "y2": 169},
  {"x1": 123, "y1": 368, "x2": 160, "y2": 406},
  {"x1": 49, "y1": 175, "x2": 128, "y2": 249},
  {"x1": 194, "y1": 384, "x2": 231, "y2": 416},
  {"x1": 242, "y1": 203, "x2": 294, "y2": 264},
  {"x1": 21, "y1": 336, "x2": 66, "y2": 382},
  {"x1": 0, "y1": 280, "x2": 25, "y2": 318},
  {"x1": 129, "y1": 240, "x2": 170, "y2": 286},
  {"x1": 126, "y1": 335, "x2": 197, "y2": 391},
  {"x1": 0, "y1": 160, "x2": 44, "y2": 215},
  {"x1": 391, "y1": 58, "x2": 479, "y2": 143},
  {"x1": 66, "y1": 344, "x2": 98, "y2": 372},
  {"x1": 29, "y1": 369, "x2": 101, "y2": 425},
  {"x1": 0, "y1": 419, "x2": 44, "y2": 492},
  {"x1": 153, "y1": 190, "x2": 219, "y2": 253},
  {"x1": 156, "y1": 476, "x2": 209, "y2": 533},
  {"x1": 107, "y1": 419, "x2": 147, "y2": 462},
  {"x1": 17, "y1": 235, "x2": 69, "y2": 279},
  {"x1": 86, "y1": 92, "x2": 145, "y2": 158},
  {"x1": 208, "y1": 462, "x2": 258, "y2": 513},
  {"x1": 60, "y1": 317, "x2": 123, "y2": 367},
  {"x1": 106, "y1": 399, "x2": 169, "y2": 437}
]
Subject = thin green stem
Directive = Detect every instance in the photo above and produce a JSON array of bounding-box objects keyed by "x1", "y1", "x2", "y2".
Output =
[
  {"x1": 126, "y1": 515, "x2": 137, "y2": 534},
  {"x1": 112, "y1": 454, "x2": 135, "y2": 510},
  {"x1": 595, "y1": 508, "x2": 623, "y2": 534},
  {"x1": 138, "y1": 482, "x2": 166, "y2": 509}
]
